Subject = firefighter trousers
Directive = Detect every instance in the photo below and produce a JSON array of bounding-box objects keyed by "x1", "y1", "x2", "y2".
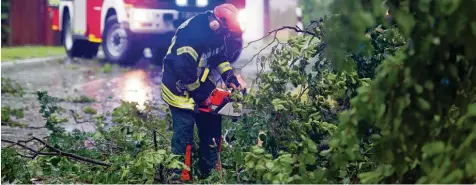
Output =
[{"x1": 169, "y1": 106, "x2": 222, "y2": 181}]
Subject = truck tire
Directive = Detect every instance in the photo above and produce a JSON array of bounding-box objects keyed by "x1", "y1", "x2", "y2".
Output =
[
  {"x1": 102, "y1": 15, "x2": 143, "y2": 64},
  {"x1": 63, "y1": 13, "x2": 99, "y2": 59}
]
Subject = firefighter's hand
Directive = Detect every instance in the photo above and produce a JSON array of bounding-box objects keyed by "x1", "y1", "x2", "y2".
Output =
[{"x1": 229, "y1": 83, "x2": 243, "y2": 91}]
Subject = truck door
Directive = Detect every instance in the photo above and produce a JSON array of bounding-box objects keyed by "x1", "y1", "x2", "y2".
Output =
[
  {"x1": 86, "y1": 0, "x2": 104, "y2": 42},
  {"x1": 73, "y1": 0, "x2": 87, "y2": 36}
]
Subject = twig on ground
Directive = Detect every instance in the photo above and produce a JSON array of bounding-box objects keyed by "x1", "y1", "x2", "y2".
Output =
[
  {"x1": 154, "y1": 130, "x2": 171, "y2": 144},
  {"x1": 1, "y1": 137, "x2": 111, "y2": 167},
  {"x1": 69, "y1": 110, "x2": 88, "y2": 124}
]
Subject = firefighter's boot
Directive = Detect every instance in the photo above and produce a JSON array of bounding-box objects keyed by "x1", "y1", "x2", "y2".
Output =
[{"x1": 168, "y1": 144, "x2": 193, "y2": 183}]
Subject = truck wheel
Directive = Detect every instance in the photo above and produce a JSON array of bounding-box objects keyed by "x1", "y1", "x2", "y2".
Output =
[
  {"x1": 63, "y1": 13, "x2": 99, "y2": 59},
  {"x1": 103, "y1": 15, "x2": 142, "y2": 64}
]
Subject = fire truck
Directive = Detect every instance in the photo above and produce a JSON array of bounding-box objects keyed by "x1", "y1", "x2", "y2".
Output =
[{"x1": 48, "y1": 0, "x2": 250, "y2": 64}]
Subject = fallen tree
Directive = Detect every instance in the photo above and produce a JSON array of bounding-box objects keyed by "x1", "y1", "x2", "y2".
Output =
[{"x1": 2, "y1": 0, "x2": 475, "y2": 183}]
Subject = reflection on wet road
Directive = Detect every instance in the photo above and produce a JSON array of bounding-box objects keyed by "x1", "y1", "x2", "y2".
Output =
[
  {"x1": 1, "y1": 58, "x2": 164, "y2": 141},
  {"x1": 120, "y1": 70, "x2": 155, "y2": 110}
]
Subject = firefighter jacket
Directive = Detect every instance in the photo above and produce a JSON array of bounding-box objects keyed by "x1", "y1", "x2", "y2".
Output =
[{"x1": 161, "y1": 11, "x2": 241, "y2": 111}]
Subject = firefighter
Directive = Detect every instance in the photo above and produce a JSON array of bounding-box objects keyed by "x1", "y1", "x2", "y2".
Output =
[{"x1": 160, "y1": 3, "x2": 243, "y2": 181}]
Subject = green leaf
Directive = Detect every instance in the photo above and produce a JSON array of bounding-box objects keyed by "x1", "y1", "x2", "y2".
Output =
[
  {"x1": 279, "y1": 154, "x2": 295, "y2": 164},
  {"x1": 394, "y1": 10, "x2": 415, "y2": 37},
  {"x1": 245, "y1": 161, "x2": 255, "y2": 169},
  {"x1": 319, "y1": 149, "x2": 330, "y2": 157},
  {"x1": 272, "y1": 99, "x2": 286, "y2": 111},
  {"x1": 157, "y1": 149, "x2": 166, "y2": 155},
  {"x1": 253, "y1": 147, "x2": 265, "y2": 154},
  {"x1": 422, "y1": 141, "x2": 446, "y2": 159},
  {"x1": 304, "y1": 153, "x2": 316, "y2": 165},
  {"x1": 263, "y1": 172, "x2": 273, "y2": 181},
  {"x1": 442, "y1": 169, "x2": 463, "y2": 183},
  {"x1": 306, "y1": 139, "x2": 318, "y2": 153},
  {"x1": 256, "y1": 160, "x2": 266, "y2": 171},
  {"x1": 414, "y1": 84, "x2": 423, "y2": 94},
  {"x1": 416, "y1": 97, "x2": 431, "y2": 111},
  {"x1": 467, "y1": 103, "x2": 476, "y2": 116},
  {"x1": 265, "y1": 161, "x2": 274, "y2": 169}
]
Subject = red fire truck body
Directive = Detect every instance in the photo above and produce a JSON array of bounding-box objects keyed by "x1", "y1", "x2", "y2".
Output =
[{"x1": 49, "y1": 0, "x2": 246, "y2": 64}]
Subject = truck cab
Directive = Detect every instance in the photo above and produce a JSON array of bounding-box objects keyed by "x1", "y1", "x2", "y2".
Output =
[{"x1": 49, "y1": 0, "x2": 248, "y2": 64}]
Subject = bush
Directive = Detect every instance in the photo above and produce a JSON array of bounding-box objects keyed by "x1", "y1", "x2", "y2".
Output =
[{"x1": 326, "y1": 0, "x2": 476, "y2": 183}]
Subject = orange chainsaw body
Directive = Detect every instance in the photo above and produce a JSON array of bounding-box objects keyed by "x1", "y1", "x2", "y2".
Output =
[{"x1": 199, "y1": 88, "x2": 232, "y2": 113}]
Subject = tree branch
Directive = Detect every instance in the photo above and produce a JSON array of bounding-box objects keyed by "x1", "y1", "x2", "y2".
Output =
[
  {"x1": 2, "y1": 137, "x2": 111, "y2": 167},
  {"x1": 298, "y1": 85, "x2": 309, "y2": 100},
  {"x1": 153, "y1": 130, "x2": 158, "y2": 150},
  {"x1": 233, "y1": 25, "x2": 318, "y2": 68}
]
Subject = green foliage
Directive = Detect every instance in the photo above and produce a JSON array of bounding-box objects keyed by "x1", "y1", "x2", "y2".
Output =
[
  {"x1": 66, "y1": 95, "x2": 96, "y2": 103},
  {"x1": 47, "y1": 0, "x2": 60, "y2": 6},
  {"x1": 1, "y1": 106, "x2": 26, "y2": 127},
  {"x1": 1, "y1": 148, "x2": 31, "y2": 183},
  {"x1": 83, "y1": 106, "x2": 97, "y2": 115},
  {"x1": 299, "y1": 0, "x2": 333, "y2": 27},
  {"x1": 1, "y1": 77, "x2": 25, "y2": 97},
  {"x1": 1, "y1": 46, "x2": 65, "y2": 61},
  {"x1": 327, "y1": 0, "x2": 476, "y2": 183},
  {"x1": 209, "y1": 15, "x2": 402, "y2": 183},
  {"x1": 1, "y1": 98, "x2": 184, "y2": 184},
  {"x1": 100, "y1": 63, "x2": 114, "y2": 73},
  {"x1": 37, "y1": 91, "x2": 66, "y2": 134}
]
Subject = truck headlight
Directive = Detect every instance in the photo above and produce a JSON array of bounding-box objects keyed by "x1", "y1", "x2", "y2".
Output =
[
  {"x1": 237, "y1": 9, "x2": 247, "y2": 31},
  {"x1": 197, "y1": 0, "x2": 208, "y2": 7},
  {"x1": 176, "y1": 0, "x2": 187, "y2": 6},
  {"x1": 131, "y1": 9, "x2": 149, "y2": 22}
]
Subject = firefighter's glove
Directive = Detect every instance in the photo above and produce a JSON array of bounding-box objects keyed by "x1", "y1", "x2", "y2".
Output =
[{"x1": 228, "y1": 81, "x2": 242, "y2": 92}]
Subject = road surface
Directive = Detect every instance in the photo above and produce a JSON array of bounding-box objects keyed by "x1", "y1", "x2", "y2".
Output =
[{"x1": 1, "y1": 45, "x2": 270, "y2": 142}]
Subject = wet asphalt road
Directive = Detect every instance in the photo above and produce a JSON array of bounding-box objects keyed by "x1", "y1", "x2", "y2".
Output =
[
  {"x1": 1, "y1": 56, "x2": 164, "y2": 142},
  {"x1": 1, "y1": 46, "x2": 269, "y2": 142}
]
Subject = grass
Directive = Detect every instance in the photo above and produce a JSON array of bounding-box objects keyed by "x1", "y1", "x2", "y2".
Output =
[
  {"x1": 1, "y1": 77, "x2": 25, "y2": 97},
  {"x1": 1, "y1": 106, "x2": 26, "y2": 127},
  {"x1": 1, "y1": 46, "x2": 64, "y2": 61},
  {"x1": 66, "y1": 95, "x2": 96, "y2": 103},
  {"x1": 84, "y1": 106, "x2": 97, "y2": 115},
  {"x1": 100, "y1": 63, "x2": 114, "y2": 73}
]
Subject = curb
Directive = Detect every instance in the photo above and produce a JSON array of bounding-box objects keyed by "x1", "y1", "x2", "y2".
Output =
[{"x1": 1, "y1": 55, "x2": 66, "y2": 67}]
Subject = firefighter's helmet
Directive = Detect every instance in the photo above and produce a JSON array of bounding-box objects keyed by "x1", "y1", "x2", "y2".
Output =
[{"x1": 213, "y1": 3, "x2": 242, "y2": 33}]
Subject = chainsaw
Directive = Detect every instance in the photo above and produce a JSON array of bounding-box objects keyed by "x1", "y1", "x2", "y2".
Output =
[{"x1": 198, "y1": 88, "x2": 246, "y2": 117}]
